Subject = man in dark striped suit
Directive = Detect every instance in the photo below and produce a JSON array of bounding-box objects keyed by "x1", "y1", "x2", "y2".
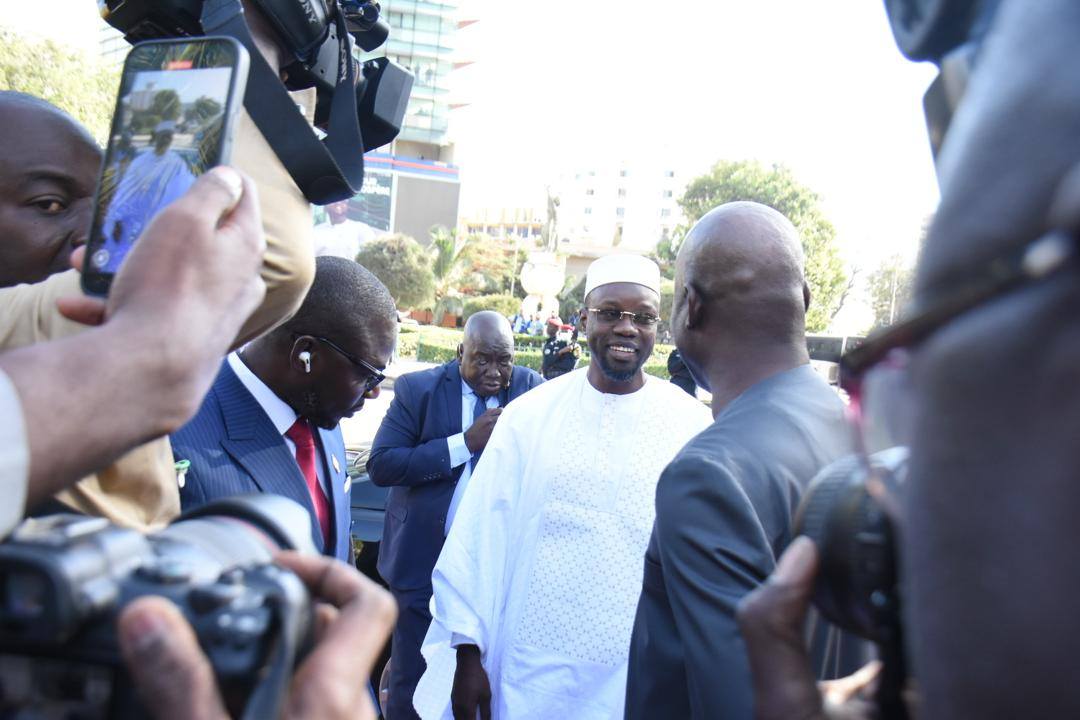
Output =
[{"x1": 171, "y1": 256, "x2": 397, "y2": 561}]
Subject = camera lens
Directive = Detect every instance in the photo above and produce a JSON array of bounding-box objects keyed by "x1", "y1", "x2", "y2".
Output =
[
  {"x1": 153, "y1": 495, "x2": 320, "y2": 583},
  {"x1": 794, "y1": 448, "x2": 907, "y2": 642}
]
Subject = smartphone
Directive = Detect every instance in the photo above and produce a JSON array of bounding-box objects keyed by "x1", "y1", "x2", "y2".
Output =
[{"x1": 82, "y1": 37, "x2": 249, "y2": 296}]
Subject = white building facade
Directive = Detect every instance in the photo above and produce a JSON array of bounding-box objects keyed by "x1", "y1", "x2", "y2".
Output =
[{"x1": 555, "y1": 160, "x2": 686, "y2": 253}]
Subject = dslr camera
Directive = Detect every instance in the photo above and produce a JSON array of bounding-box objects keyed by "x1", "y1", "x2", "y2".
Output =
[
  {"x1": 99, "y1": 0, "x2": 414, "y2": 204},
  {"x1": 794, "y1": 447, "x2": 909, "y2": 719},
  {"x1": 0, "y1": 495, "x2": 319, "y2": 719}
]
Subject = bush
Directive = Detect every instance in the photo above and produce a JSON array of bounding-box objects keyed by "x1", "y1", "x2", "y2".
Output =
[
  {"x1": 462, "y1": 294, "x2": 522, "y2": 322},
  {"x1": 356, "y1": 235, "x2": 434, "y2": 310},
  {"x1": 396, "y1": 331, "x2": 419, "y2": 359},
  {"x1": 513, "y1": 333, "x2": 548, "y2": 351},
  {"x1": 419, "y1": 326, "x2": 464, "y2": 345},
  {"x1": 416, "y1": 340, "x2": 459, "y2": 365},
  {"x1": 510, "y1": 348, "x2": 545, "y2": 373}
]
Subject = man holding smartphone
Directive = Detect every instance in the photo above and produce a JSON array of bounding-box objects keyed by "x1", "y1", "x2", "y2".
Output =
[
  {"x1": 0, "y1": 0, "x2": 318, "y2": 531},
  {"x1": 0, "y1": 165, "x2": 399, "y2": 720}
]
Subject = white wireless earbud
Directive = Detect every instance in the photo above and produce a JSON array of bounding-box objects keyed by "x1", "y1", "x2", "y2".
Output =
[{"x1": 299, "y1": 351, "x2": 312, "y2": 374}]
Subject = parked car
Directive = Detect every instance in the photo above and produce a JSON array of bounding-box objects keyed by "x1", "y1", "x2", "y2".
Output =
[{"x1": 346, "y1": 444, "x2": 388, "y2": 547}]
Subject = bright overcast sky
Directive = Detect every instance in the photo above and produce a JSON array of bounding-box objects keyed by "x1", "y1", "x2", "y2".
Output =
[
  {"x1": 2, "y1": 0, "x2": 939, "y2": 277},
  {"x1": 450, "y1": 0, "x2": 941, "y2": 272}
]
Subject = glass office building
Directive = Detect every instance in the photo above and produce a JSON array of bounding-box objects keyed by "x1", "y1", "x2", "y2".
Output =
[{"x1": 366, "y1": 0, "x2": 459, "y2": 161}]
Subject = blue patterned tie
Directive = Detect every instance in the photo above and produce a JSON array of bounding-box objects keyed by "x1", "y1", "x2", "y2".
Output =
[{"x1": 470, "y1": 393, "x2": 487, "y2": 471}]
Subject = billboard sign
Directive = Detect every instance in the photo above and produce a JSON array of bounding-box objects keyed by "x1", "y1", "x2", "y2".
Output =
[{"x1": 348, "y1": 170, "x2": 393, "y2": 231}]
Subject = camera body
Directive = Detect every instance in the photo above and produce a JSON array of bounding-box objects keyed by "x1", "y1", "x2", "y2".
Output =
[
  {"x1": 0, "y1": 495, "x2": 317, "y2": 718},
  {"x1": 794, "y1": 447, "x2": 907, "y2": 643},
  {"x1": 98, "y1": 0, "x2": 413, "y2": 204},
  {"x1": 793, "y1": 447, "x2": 909, "y2": 718}
]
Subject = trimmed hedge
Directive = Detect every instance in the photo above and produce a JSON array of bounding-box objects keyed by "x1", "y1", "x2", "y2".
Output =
[
  {"x1": 416, "y1": 340, "x2": 459, "y2": 365},
  {"x1": 396, "y1": 331, "x2": 419, "y2": 359}
]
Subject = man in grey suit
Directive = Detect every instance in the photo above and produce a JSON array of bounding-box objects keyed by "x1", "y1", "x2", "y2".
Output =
[{"x1": 625, "y1": 201, "x2": 860, "y2": 719}]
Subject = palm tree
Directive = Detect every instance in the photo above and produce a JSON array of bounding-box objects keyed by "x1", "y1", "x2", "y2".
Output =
[{"x1": 429, "y1": 226, "x2": 475, "y2": 323}]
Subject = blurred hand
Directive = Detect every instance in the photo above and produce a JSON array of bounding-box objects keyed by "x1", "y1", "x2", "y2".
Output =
[
  {"x1": 737, "y1": 536, "x2": 880, "y2": 720},
  {"x1": 464, "y1": 407, "x2": 503, "y2": 455},
  {"x1": 118, "y1": 552, "x2": 396, "y2": 720}
]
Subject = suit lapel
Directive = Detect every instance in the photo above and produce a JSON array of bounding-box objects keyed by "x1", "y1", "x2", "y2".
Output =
[
  {"x1": 316, "y1": 426, "x2": 350, "y2": 560},
  {"x1": 443, "y1": 361, "x2": 464, "y2": 434},
  {"x1": 215, "y1": 363, "x2": 323, "y2": 551}
]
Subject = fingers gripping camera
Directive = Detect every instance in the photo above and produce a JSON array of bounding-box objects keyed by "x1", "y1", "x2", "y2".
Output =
[{"x1": 0, "y1": 495, "x2": 319, "y2": 719}]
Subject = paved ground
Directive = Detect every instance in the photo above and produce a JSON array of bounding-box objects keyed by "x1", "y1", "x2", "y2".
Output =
[{"x1": 339, "y1": 359, "x2": 435, "y2": 449}]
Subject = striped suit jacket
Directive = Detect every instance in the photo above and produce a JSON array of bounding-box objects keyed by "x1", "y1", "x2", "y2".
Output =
[{"x1": 170, "y1": 361, "x2": 353, "y2": 561}]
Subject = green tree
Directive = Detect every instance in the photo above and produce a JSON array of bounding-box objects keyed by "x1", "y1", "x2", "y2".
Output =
[
  {"x1": 189, "y1": 96, "x2": 223, "y2": 123},
  {"x1": 428, "y1": 225, "x2": 478, "y2": 322},
  {"x1": 652, "y1": 227, "x2": 678, "y2": 280},
  {"x1": 671, "y1": 160, "x2": 850, "y2": 332},
  {"x1": 429, "y1": 226, "x2": 475, "y2": 296},
  {"x1": 151, "y1": 89, "x2": 181, "y2": 121},
  {"x1": 558, "y1": 274, "x2": 586, "y2": 322},
  {"x1": 356, "y1": 234, "x2": 435, "y2": 309},
  {"x1": 0, "y1": 27, "x2": 119, "y2": 142},
  {"x1": 457, "y1": 236, "x2": 518, "y2": 296},
  {"x1": 866, "y1": 254, "x2": 915, "y2": 331}
]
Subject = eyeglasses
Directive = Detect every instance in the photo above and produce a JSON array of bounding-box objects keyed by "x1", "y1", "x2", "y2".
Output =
[
  {"x1": 587, "y1": 307, "x2": 661, "y2": 327},
  {"x1": 838, "y1": 229, "x2": 1078, "y2": 490},
  {"x1": 300, "y1": 334, "x2": 386, "y2": 394},
  {"x1": 842, "y1": 230, "x2": 1076, "y2": 394}
]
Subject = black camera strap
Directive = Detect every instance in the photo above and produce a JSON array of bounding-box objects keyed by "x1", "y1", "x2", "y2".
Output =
[{"x1": 200, "y1": 0, "x2": 365, "y2": 204}]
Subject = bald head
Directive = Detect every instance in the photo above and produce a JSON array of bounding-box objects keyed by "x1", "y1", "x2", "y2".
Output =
[
  {"x1": 672, "y1": 202, "x2": 810, "y2": 395},
  {"x1": 0, "y1": 92, "x2": 98, "y2": 150},
  {"x1": 460, "y1": 311, "x2": 515, "y2": 397},
  {"x1": 678, "y1": 201, "x2": 808, "y2": 335},
  {"x1": 464, "y1": 310, "x2": 514, "y2": 345}
]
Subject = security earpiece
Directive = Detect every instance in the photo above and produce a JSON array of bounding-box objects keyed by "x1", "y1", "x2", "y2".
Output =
[{"x1": 299, "y1": 351, "x2": 311, "y2": 374}]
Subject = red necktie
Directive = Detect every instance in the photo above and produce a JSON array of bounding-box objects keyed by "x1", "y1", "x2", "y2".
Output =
[{"x1": 285, "y1": 418, "x2": 331, "y2": 548}]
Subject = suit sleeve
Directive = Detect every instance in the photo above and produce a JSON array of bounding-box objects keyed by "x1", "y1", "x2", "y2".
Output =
[
  {"x1": 653, "y1": 454, "x2": 776, "y2": 720},
  {"x1": 515, "y1": 367, "x2": 543, "y2": 391},
  {"x1": 367, "y1": 375, "x2": 454, "y2": 488}
]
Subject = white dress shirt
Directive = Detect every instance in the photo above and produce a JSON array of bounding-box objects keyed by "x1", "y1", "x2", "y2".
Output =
[
  {"x1": 444, "y1": 379, "x2": 499, "y2": 534},
  {"x1": 0, "y1": 369, "x2": 29, "y2": 538},
  {"x1": 227, "y1": 352, "x2": 329, "y2": 495}
]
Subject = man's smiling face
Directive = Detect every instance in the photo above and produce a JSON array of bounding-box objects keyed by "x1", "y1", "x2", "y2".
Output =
[{"x1": 584, "y1": 282, "x2": 659, "y2": 383}]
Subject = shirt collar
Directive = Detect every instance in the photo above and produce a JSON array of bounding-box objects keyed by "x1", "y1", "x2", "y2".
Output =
[{"x1": 227, "y1": 352, "x2": 300, "y2": 437}]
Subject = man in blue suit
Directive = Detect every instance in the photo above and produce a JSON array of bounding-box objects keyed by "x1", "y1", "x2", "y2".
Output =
[
  {"x1": 172, "y1": 257, "x2": 398, "y2": 562},
  {"x1": 368, "y1": 311, "x2": 542, "y2": 719}
]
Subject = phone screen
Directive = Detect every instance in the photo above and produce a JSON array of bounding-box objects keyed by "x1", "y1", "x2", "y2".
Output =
[{"x1": 83, "y1": 39, "x2": 246, "y2": 295}]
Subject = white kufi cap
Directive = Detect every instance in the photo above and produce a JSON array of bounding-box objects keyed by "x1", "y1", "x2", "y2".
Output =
[{"x1": 584, "y1": 254, "x2": 662, "y2": 300}]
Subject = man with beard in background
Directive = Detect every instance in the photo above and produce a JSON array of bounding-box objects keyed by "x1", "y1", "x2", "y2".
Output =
[{"x1": 412, "y1": 254, "x2": 711, "y2": 720}]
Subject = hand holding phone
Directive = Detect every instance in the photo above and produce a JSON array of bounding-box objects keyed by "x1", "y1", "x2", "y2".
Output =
[{"x1": 82, "y1": 38, "x2": 249, "y2": 296}]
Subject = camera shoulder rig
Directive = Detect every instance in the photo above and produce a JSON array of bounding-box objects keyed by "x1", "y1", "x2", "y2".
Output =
[{"x1": 101, "y1": 0, "x2": 412, "y2": 205}]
